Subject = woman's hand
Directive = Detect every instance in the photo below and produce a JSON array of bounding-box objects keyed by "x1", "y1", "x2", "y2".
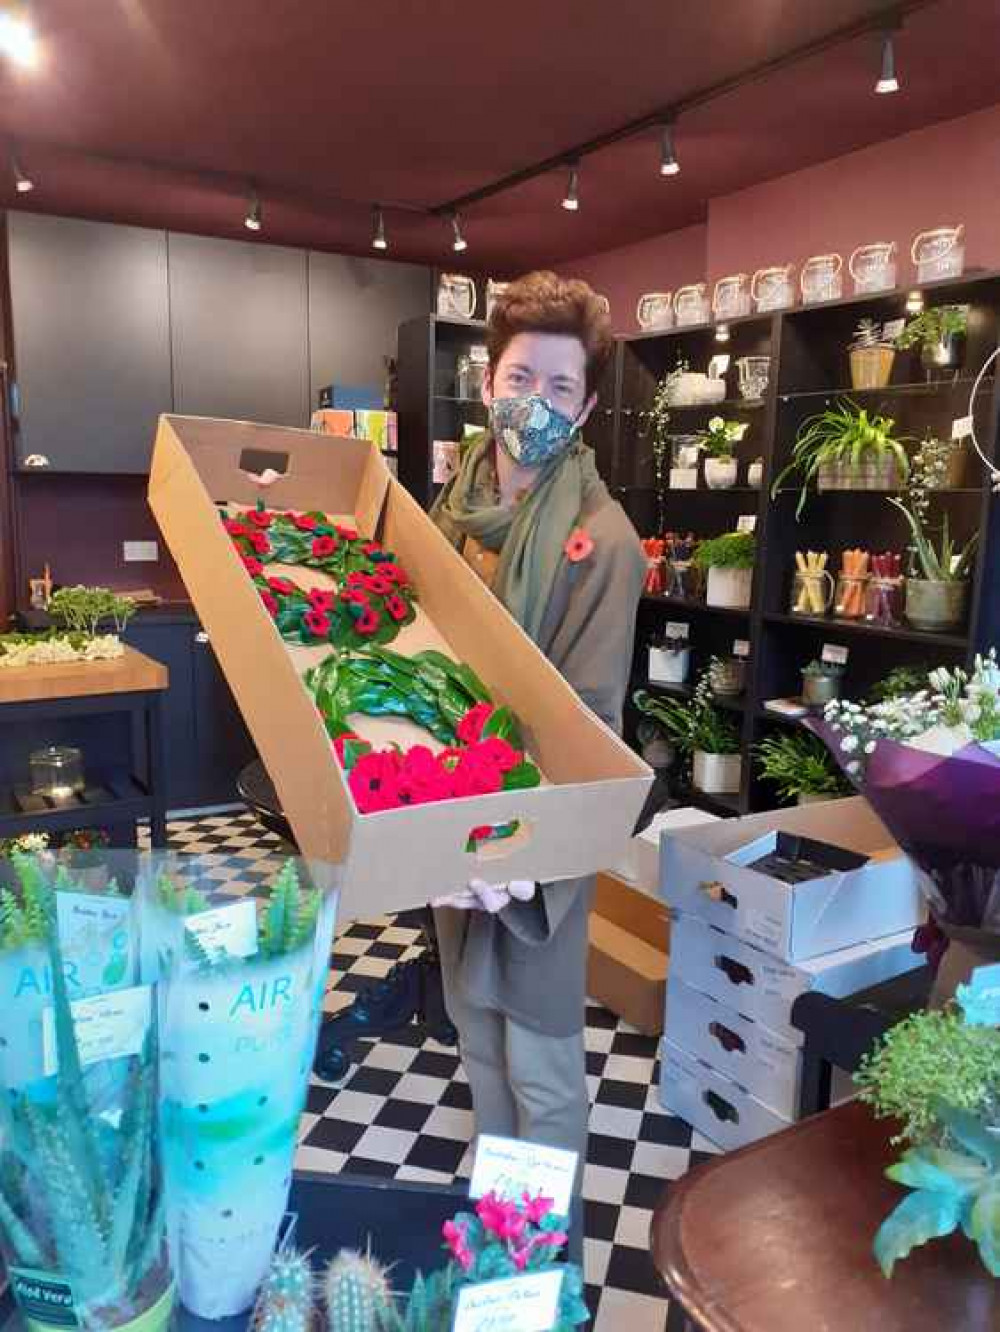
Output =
[{"x1": 432, "y1": 879, "x2": 536, "y2": 913}]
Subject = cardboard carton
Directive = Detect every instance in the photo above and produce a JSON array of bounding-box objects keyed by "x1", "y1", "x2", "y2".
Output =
[
  {"x1": 659, "y1": 1038, "x2": 790, "y2": 1151},
  {"x1": 587, "y1": 872, "x2": 670, "y2": 1034},
  {"x1": 148, "y1": 417, "x2": 652, "y2": 920},
  {"x1": 661, "y1": 796, "x2": 922, "y2": 962},
  {"x1": 613, "y1": 806, "x2": 720, "y2": 897}
]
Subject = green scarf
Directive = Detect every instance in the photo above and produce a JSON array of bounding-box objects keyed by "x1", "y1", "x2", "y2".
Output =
[{"x1": 432, "y1": 431, "x2": 609, "y2": 643}]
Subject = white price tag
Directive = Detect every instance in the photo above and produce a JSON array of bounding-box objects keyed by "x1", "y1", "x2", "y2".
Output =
[
  {"x1": 470, "y1": 1135, "x2": 577, "y2": 1218},
  {"x1": 185, "y1": 900, "x2": 259, "y2": 961},
  {"x1": 43, "y1": 985, "x2": 151, "y2": 1075},
  {"x1": 952, "y1": 415, "x2": 974, "y2": 441},
  {"x1": 821, "y1": 643, "x2": 849, "y2": 666},
  {"x1": 733, "y1": 639, "x2": 750, "y2": 659},
  {"x1": 666, "y1": 621, "x2": 690, "y2": 640},
  {"x1": 452, "y1": 1272, "x2": 563, "y2": 1332},
  {"x1": 736, "y1": 514, "x2": 757, "y2": 534},
  {"x1": 882, "y1": 318, "x2": 905, "y2": 341}
]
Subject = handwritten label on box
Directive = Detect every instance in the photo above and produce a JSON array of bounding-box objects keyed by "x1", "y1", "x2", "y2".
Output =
[
  {"x1": 42, "y1": 984, "x2": 151, "y2": 1075},
  {"x1": 452, "y1": 1272, "x2": 563, "y2": 1332},
  {"x1": 470, "y1": 1135, "x2": 577, "y2": 1218},
  {"x1": 185, "y1": 900, "x2": 258, "y2": 960}
]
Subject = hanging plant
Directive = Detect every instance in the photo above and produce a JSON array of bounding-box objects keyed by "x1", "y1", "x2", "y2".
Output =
[{"x1": 221, "y1": 507, "x2": 418, "y2": 650}]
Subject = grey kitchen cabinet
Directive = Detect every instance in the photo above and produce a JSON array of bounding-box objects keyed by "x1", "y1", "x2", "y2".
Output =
[
  {"x1": 8, "y1": 212, "x2": 172, "y2": 472},
  {"x1": 168, "y1": 232, "x2": 309, "y2": 427},
  {"x1": 308, "y1": 251, "x2": 430, "y2": 401}
]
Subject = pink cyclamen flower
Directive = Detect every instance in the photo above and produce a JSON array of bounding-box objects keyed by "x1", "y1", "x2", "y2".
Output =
[
  {"x1": 476, "y1": 1192, "x2": 526, "y2": 1242},
  {"x1": 521, "y1": 1193, "x2": 555, "y2": 1225},
  {"x1": 442, "y1": 1220, "x2": 474, "y2": 1273}
]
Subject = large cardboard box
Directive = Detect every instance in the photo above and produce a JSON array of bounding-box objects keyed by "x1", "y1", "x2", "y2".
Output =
[
  {"x1": 148, "y1": 417, "x2": 652, "y2": 920},
  {"x1": 659, "y1": 1038, "x2": 790, "y2": 1152},
  {"x1": 669, "y1": 913, "x2": 921, "y2": 1045},
  {"x1": 661, "y1": 797, "x2": 922, "y2": 962},
  {"x1": 587, "y1": 873, "x2": 670, "y2": 1034}
]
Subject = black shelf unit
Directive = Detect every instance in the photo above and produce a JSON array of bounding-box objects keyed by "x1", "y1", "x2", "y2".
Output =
[{"x1": 618, "y1": 271, "x2": 1000, "y2": 816}]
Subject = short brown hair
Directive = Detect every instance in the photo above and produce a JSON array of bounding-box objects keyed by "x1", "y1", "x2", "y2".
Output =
[{"x1": 486, "y1": 270, "x2": 614, "y2": 396}]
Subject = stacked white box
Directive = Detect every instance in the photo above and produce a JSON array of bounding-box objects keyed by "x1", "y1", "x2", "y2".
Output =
[{"x1": 658, "y1": 798, "x2": 925, "y2": 1149}]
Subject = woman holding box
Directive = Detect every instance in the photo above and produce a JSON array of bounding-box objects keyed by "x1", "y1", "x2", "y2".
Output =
[{"x1": 431, "y1": 271, "x2": 645, "y2": 1167}]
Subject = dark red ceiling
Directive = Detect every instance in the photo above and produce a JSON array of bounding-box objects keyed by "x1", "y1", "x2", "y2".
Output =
[{"x1": 0, "y1": 0, "x2": 997, "y2": 271}]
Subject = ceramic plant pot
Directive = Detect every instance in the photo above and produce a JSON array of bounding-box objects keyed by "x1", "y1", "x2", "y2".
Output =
[
  {"x1": 797, "y1": 792, "x2": 834, "y2": 806},
  {"x1": 693, "y1": 750, "x2": 742, "y2": 795},
  {"x1": 904, "y1": 579, "x2": 968, "y2": 633},
  {"x1": 922, "y1": 332, "x2": 966, "y2": 377},
  {"x1": 704, "y1": 458, "x2": 738, "y2": 490},
  {"x1": 747, "y1": 461, "x2": 764, "y2": 489},
  {"x1": 706, "y1": 566, "x2": 752, "y2": 610},
  {"x1": 802, "y1": 672, "x2": 842, "y2": 710},
  {"x1": 648, "y1": 645, "x2": 690, "y2": 685},
  {"x1": 817, "y1": 457, "x2": 899, "y2": 492},
  {"x1": 849, "y1": 346, "x2": 895, "y2": 390},
  {"x1": 708, "y1": 657, "x2": 746, "y2": 697}
]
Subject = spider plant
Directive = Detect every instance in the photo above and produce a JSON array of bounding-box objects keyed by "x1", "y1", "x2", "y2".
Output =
[
  {"x1": 888, "y1": 497, "x2": 978, "y2": 582},
  {"x1": 755, "y1": 730, "x2": 851, "y2": 801},
  {"x1": 772, "y1": 399, "x2": 910, "y2": 519}
]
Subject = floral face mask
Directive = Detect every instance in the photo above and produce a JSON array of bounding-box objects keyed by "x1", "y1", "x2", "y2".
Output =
[{"x1": 489, "y1": 393, "x2": 579, "y2": 468}]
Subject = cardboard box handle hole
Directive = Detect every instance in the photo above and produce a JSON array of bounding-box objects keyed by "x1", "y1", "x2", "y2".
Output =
[
  {"x1": 704, "y1": 1089, "x2": 740, "y2": 1124},
  {"x1": 709, "y1": 1020, "x2": 746, "y2": 1055},
  {"x1": 715, "y1": 954, "x2": 754, "y2": 987},
  {"x1": 466, "y1": 819, "x2": 534, "y2": 862}
]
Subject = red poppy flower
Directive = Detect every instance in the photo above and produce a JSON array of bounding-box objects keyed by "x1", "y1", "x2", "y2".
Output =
[
  {"x1": 348, "y1": 749, "x2": 403, "y2": 813},
  {"x1": 248, "y1": 531, "x2": 271, "y2": 556},
  {"x1": 457, "y1": 703, "x2": 494, "y2": 746},
  {"x1": 362, "y1": 541, "x2": 382, "y2": 557},
  {"x1": 311, "y1": 535, "x2": 338, "y2": 559},
  {"x1": 384, "y1": 594, "x2": 409, "y2": 623},
  {"x1": 355, "y1": 608, "x2": 381, "y2": 636},
  {"x1": 259, "y1": 590, "x2": 279, "y2": 617},
  {"x1": 248, "y1": 510, "x2": 273, "y2": 528},
  {"x1": 345, "y1": 571, "x2": 368, "y2": 588},
  {"x1": 223, "y1": 519, "x2": 249, "y2": 537},
  {"x1": 293, "y1": 513, "x2": 318, "y2": 531},
  {"x1": 341, "y1": 588, "x2": 370, "y2": 607},
  {"x1": 303, "y1": 608, "x2": 332, "y2": 637},
  {"x1": 335, "y1": 525, "x2": 359, "y2": 541},
  {"x1": 379, "y1": 563, "x2": 408, "y2": 587},
  {"x1": 474, "y1": 736, "x2": 521, "y2": 774},
  {"x1": 307, "y1": 589, "x2": 335, "y2": 612},
  {"x1": 241, "y1": 555, "x2": 264, "y2": 577},
  {"x1": 268, "y1": 576, "x2": 297, "y2": 595},
  {"x1": 450, "y1": 752, "x2": 503, "y2": 798},
  {"x1": 564, "y1": 527, "x2": 594, "y2": 563},
  {"x1": 362, "y1": 574, "x2": 394, "y2": 596}
]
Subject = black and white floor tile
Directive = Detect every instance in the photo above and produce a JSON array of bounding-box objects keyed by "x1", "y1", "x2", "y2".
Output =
[{"x1": 152, "y1": 811, "x2": 721, "y2": 1332}]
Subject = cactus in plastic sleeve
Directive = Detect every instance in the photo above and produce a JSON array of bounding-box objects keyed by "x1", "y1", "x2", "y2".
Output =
[
  {"x1": 323, "y1": 1251, "x2": 395, "y2": 1332},
  {"x1": 264, "y1": 1247, "x2": 315, "y2": 1310},
  {"x1": 259, "y1": 861, "x2": 320, "y2": 959}
]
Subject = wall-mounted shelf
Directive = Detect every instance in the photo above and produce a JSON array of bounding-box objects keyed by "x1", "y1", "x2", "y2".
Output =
[{"x1": 762, "y1": 611, "x2": 968, "y2": 649}]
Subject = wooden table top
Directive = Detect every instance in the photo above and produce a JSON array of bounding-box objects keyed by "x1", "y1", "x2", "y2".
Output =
[
  {"x1": 651, "y1": 1100, "x2": 999, "y2": 1332},
  {"x1": 0, "y1": 646, "x2": 168, "y2": 705}
]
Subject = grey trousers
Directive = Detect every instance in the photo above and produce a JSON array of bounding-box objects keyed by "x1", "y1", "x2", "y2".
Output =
[{"x1": 442, "y1": 969, "x2": 590, "y2": 1173}]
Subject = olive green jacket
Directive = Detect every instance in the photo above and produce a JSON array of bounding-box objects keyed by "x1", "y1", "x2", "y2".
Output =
[{"x1": 433, "y1": 481, "x2": 646, "y2": 1036}]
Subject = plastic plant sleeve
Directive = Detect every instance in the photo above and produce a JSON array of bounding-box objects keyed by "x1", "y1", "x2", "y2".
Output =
[
  {"x1": 807, "y1": 724, "x2": 1000, "y2": 935},
  {"x1": 0, "y1": 853, "x2": 173, "y2": 1332},
  {"x1": 142, "y1": 855, "x2": 338, "y2": 1320}
]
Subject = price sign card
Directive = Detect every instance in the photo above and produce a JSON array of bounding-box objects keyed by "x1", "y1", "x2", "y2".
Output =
[
  {"x1": 43, "y1": 984, "x2": 151, "y2": 1075},
  {"x1": 470, "y1": 1135, "x2": 577, "y2": 1218},
  {"x1": 665, "y1": 621, "x2": 690, "y2": 639},
  {"x1": 821, "y1": 643, "x2": 849, "y2": 666},
  {"x1": 736, "y1": 514, "x2": 757, "y2": 533},
  {"x1": 185, "y1": 899, "x2": 259, "y2": 960},
  {"x1": 733, "y1": 639, "x2": 750, "y2": 659},
  {"x1": 952, "y1": 415, "x2": 974, "y2": 441},
  {"x1": 452, "y1": 1272, "x2": 563, "y2": 1332}
]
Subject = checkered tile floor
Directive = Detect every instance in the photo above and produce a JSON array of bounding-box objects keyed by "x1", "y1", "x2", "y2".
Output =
[{"x1": 154, "y1": 810, "x2": 720, "y2": 1332}]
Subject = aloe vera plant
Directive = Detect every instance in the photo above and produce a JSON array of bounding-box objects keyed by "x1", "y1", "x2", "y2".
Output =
[
  {"x1": 0, "y1": 861, "x2": 170, "y2": 1329},
  {"x1": 772, "y1": 399, "x2": 911, "y2": 518},
  {"x1": 888, "y1": 497, "x2": 978, "y2": 582}
]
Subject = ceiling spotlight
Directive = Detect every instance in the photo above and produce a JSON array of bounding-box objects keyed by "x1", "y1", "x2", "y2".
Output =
[
  {"x1": 875, "y1": 30, "x2": 900, "y2": 94},
  {"x1": 659, "y1": 123, "x2": 680, "y2": 177},
  {"x1": 11, "y1": 152, "x2": 33, "y2": 194},
  {"x1": 0, "y1": 13, "x2": 39, "y2": 69},
  {"x1": 561, "y1": 164, "x2": 580, "y2": 212},
  {"x1": 905, "y1": 289, "x2": 924, "y2": 314},
  {"x1": 715, "y1": 322, "x2": 730, "y2": 343},
  {"x1": 372, "y1": 206, "x2": 388, "y2": 251},
  {"x1": 450, "y1": 211, "x2": 468, "y2": 253},
  {"x1": 244, "y1": 191, "x2": 262, "y2": 232}
]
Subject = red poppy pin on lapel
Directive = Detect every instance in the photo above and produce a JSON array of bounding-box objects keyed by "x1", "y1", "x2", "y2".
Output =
[{"x1": 564, "y1": 527, "x2": 594, "y2": 563}]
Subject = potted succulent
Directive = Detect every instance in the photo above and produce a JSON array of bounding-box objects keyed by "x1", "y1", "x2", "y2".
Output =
[
  {"x1": 747, "y1": 456, "x2": 764, "y2": 489},
  {"x1": 755, "y1": 730, "x2": 852, "y2": 805},
  {"x1": 634, "y1": 677, "x2": 742, "y2": 795},
  {"x1": 772, "y1": 400, "x2": 910, "y2": 518},
  {"x1": 896, "y1": 303, "x2": 969, "y2": 378},
  {"x1": 692, "y1": 531, "x2": 755, "y2": 609},
  {"x1": 889, "y1": 497, "x2": 978, "y2": 633},
  {"x1": 696, "y1": 416, "x2": 749, "y2": 489},
  {"x1": 848, "y1": 318, "x2": 896, "y2": 390},
  {"x1": 801, "y1": 659, "x2": 844, "y2": 710}
]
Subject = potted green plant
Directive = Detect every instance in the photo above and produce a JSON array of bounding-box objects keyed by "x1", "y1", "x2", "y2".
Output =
[
  {"x1": 644, "y1": 361, "x2": 688, "y2": 525},
  {"x1": 755, "y1": 730, "x2": 852, "y2": 805},
  {"x1": 896, "y1": 303, "x2": 968, "y2": 377},
  {"x1": 696, "y1": 416, "x2": 748, "y2": 490},
  {"x1": 772, "y1": 400, "x2": 910, "y2": 518},
  {"x1": 692, "y1": 531, "x2": 755, "y2": 609},
  {"x1": 848, "y1": 318, "x2": 896, "y2": 390},
  {"x1": 634, "y1": 677, "x2": 742, "y2": 795},
  {"x1": 889, "y1": 497, "x2": 978, "y2": 633},
  {"x1": 801, "y1": 659, "x2": 844, "y2": 710}
]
